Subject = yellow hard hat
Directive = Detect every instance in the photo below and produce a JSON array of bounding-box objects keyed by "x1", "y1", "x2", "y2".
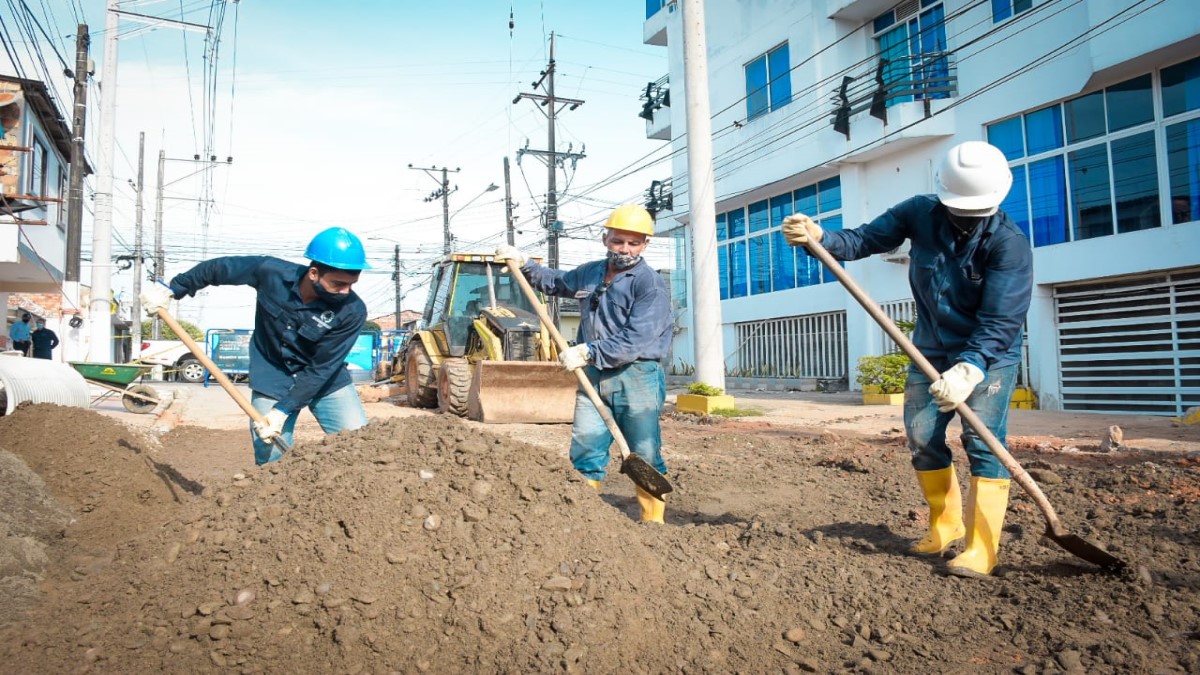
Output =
[{"x1": 604, "y1": 204, "x2": 654, "y2": 237}]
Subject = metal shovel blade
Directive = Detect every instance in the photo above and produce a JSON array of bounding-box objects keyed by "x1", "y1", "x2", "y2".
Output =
[
  {"x1": 1045, "y1": 528, "x2": 1126, "y2": 572},
  {"x1": 620, "y1": 454, "x2": 673, "y2": 499}
]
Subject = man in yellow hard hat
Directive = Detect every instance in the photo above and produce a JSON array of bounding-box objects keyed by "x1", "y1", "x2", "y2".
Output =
[{"x1": 497, "y1": 204, "x2": 673, "y2": 523}]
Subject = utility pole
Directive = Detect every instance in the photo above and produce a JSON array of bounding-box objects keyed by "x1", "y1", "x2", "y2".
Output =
[
  {"x1": 682, "y1": 0, "x2": 725, "y2": 391},
  {"x1": 392, "y1": 244, "x2": 402, "y2": 329},
  {"x1": 88, "y1": 0, "x2": 120, "y2": 361},
  {"x1": 152, "y1": 149, "x2": 164, "y2": 339},
  {"x1": 409, "y1": 164, "x2": 459, "y2": 255},
  {"x1": 503, "y1": 156, "x2": 515, "y2": 246},
  {"x1": 514, "y1": 32, "x2": 585, "y2": 326},
  {"x1": 130, "y1": 132, "x2": 145, "y2": 359},
  {"x1": 65, "y1": 24, "x2": 89, "y2": 284}
]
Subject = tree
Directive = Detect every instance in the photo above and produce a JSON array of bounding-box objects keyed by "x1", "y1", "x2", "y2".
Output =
[
  {"x1": 141, "y1": 319, "x2": 203, "y2": 341},
  {"x1": 363, "y1": 320, "x2": 382, "y2": 332}
]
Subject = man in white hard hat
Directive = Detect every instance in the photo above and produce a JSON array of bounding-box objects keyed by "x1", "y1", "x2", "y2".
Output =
[
  {"x1": 781, "y1": 141, "x2": 1033, "y2": 577},
  {"x1": 496, "y1": 204, "x2": 673, "y2": 524}
]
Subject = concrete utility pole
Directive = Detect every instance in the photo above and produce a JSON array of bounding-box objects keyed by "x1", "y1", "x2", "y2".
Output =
[
  {"x1": 130, "y1": 132, "x2": 144, "y2": 359},
  {"x1": 503, "y1": 156, "x2": 515, "y2": 246},
  {"x1": 392, "y1": 244, "x2": 402, "y2": 329},
  {"x1": 514, "y1": 32, "x2": 585, "y2": 326},
  {"x1": 65, "y1": 24, "x2": 89, "y2": 284},
  {"x1": 409, "y1": 164, "x2": 460, "y2": 255},
  {"x1": 152, "y1": 149, "x2": 164, "y2": 339},
  {"x1": 682, "y1": 0, "x2": 726, "y2": 391},
  {"x1": 88, "y1": 0, "x2": 120, "y2": 361}
]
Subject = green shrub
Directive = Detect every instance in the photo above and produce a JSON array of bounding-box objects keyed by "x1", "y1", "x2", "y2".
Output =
[
  {"x1": 708, "y1": 407, "x2": 764, "y2": 418},
  {"x1": 686, "y1": 382, "x2": 725, "y2": 396},
  {"x1": 855, "y1": 354, "x2": 911, "y2": 394}
]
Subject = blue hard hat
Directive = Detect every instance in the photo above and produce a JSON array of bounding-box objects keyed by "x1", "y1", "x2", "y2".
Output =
[{"x1": 304, "y1": 227, "x2": 370, "y2": 270}]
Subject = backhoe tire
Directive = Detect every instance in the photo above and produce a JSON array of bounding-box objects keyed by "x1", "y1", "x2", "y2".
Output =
[
  {"x1": 437, "y1": 358, "x2": 471, "y2": 417},
  {"x1": 405, "y1": 341, "x2": 438, "y2": 409}
]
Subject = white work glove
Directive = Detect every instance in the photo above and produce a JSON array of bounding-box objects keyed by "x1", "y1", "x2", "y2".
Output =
[
  {"x1": 558, "y1": 343, "x2": 590, "y2": 371},
  {"x1": 140, "y1": 281, "x2": 176, "y2": 316},
  {"x1": 253, "y1": 408, "x2": 289, "y2": 444},
  {"x1": 495, "y1": 245, "x2": 528, "y2": 268},
  {"x1": 928, "y1": 362, "x2": 985, "y2": 413},
  {"x1": 781, "y1": 213, "x2": 824, "y2": 247}
]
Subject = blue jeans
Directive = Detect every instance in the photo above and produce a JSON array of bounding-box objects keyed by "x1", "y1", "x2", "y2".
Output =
[
  {"x1": 250, "y1": 385, "x2": 368, "y2": 465},
  {"x1": 904, "y1": 362, "x2": 1019, "y2": 480},
  {"x1": 570, "y1": 361, "x2": 668, "y2": 480}
]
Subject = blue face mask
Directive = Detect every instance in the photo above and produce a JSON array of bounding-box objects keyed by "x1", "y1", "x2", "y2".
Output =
[
  {"x1": 606, "y1": 250, "x2": 641, "y2": 270},
  {"x1": 313, "y1": 277, "x2": 351, "y2": 307}
]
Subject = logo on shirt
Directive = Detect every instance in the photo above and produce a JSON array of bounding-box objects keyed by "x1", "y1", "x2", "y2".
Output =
[
  {"x1": 574, "y1": 290, "x2": 589, "y2": 299},
  {"x1": 313, "y1": 311, "x2": 336, "y2": 329}
]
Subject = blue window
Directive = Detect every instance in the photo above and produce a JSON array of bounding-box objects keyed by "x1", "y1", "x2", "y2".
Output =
[
  {"x1": 794, "y1": 185, "x2": 817, "y2": 216},
  {"x1": 771, "y1": 229, "x2": 797, "y2": 291},
  {"x1": 745, "y1": 43, "x2": 792, "y2": 120},
  {"x1": 1024, "y1": 105, "x2": 1063, "y2": 155},
  {"x1": 1029, "y1": 156, "x2": 1067, "y2": 246},
  {"x1": 992, "y1": 0, "x2": 1033, "y2": 23},
  {"x1": 716, "y1": 212, "x2": 728, "y2": 242},
  {"x1": 718, "y1": 245, "x2": 730, "y2": 300},
  {"x1": 1068, "y1": 144, "x2": 1112, "y2": 241},
  {"x1": 1112, "y1": 131, "x2": 1160, "y2": 233},
  {"x1": 1162, "y1": 56, "x2": 1200, "y2": 118},
  {"x1": 818, "y1": 177, "x2": 842, "y2": 212},
  {"x1": 749, "y1": 234, "x2": 772, "y2": 295},
  {"x1": 645, "y1": 0, "x2": 663, "y2": 20},
  {"x1": 728, "y1": 207, "x2": 746, "y2": 238},
  {"x1": 1063, "y1": 91, "x2": 1105, "y2": 144},
  {"x1": 748, "y1": 199, "x2": 771, "y2": 233},
  {"x1": 987, "y1": 117, "x2": 1025, "y2": 160},
  {"x1": 874, "y1": 2, "x2": 948, "y2": 108},
  {"x1": 1106, "y1": 75, "x2": 1154, "y2": 132},
  {"x1": 1166, "y1": 118, "x2": 1200, "y2": 224},
  {"x1": 729, "y1": 240, "x2": 748, "y2": 298},
  {"x1": 818, "y1": 215, "x2": 844, "y2": 283},
  {"x1": 1003, "y1": 164, "x2": 1031, "y2": 240}
]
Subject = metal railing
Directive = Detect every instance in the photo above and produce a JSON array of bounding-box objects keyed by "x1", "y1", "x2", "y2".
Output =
[
  {"x1": 831, "y1": 51, "x2": 957, "y2": 137},
  {"x1": 639, "y1": 74, "x2": 670, "y2": 122},
  {"x1": 730, "y1": 311, "x2": 848, "y2": 379}
]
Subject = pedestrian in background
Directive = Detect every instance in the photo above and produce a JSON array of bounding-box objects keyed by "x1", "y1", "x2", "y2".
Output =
[
  {"x1": 140, "y1": 227, "x2": 372, "y2": 465},
  {"x1": 497, "y1": 204, "x2": 673, "y2": 524},
  {"x1": 782, "y1": 141, "x2": 1033, "y2": 577},
  {"x1": 8, "y1": 312, "x2": 31, "y2": 355},
  {"x1": 30, "y1": 319, "x2": 58, "y2": 359}
]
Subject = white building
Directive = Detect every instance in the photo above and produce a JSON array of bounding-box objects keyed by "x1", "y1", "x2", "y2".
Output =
[{"x1": 644, "y1": 0, "x2": 1200, "y2": 416}]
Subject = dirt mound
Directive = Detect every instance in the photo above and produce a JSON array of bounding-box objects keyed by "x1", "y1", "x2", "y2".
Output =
[
  {"x1": 0, "y1": 449, "x2": 72, "y2": 624},
  {"x1": 0, "y1": 407, "x2": 1198, "y2": 673}
]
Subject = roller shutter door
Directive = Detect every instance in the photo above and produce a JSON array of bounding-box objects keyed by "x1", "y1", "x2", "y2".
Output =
[{"x1": 1055, "y1": 269, "x2": 1200, "y2": 415}]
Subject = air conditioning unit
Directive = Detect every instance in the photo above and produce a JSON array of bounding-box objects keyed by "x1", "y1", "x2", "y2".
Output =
[{"x1": 882, "y1": 243, "x2": 911, "y2": 264}]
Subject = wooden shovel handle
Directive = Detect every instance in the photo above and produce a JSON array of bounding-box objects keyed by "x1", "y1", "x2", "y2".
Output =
[
  {"x1": 804, "y1": 239, "x2": 1066, "y2": 536},
  {"x1": 504, "y1": 261, "x2": 634, "y2": 461}
]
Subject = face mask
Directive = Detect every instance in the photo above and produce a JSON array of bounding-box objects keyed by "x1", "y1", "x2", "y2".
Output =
[
  {"x1": 946, "y1": 210, "x2": 984, "y2": 237},
  {"x1": 606, "y1": 250, "x2": 642, "y2": 270},
  {"x1": 36, "y1": 324, "x2": 44, "y2": 330},
  {"x1": 313, "y1": 277, "x2": 351, "y2": 307}
]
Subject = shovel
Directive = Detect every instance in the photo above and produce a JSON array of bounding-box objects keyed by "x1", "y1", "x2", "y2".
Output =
[
  {"x1": 155, "y1": 307, "x2": 292, "y2": 454},
  {"x1": 804, "y1": 238, "x2": 1124, "y2": 572},
  {"x1": 504, "y1": 261, "x2": 673, "y2": 499}
]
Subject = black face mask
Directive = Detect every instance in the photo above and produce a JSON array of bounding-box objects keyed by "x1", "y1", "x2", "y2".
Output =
[{"x1": 313, "y1": 277, "x2": 351, "y2": 307}]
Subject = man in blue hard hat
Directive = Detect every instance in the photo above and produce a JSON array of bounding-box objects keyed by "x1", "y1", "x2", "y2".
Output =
[{"x1": 139, "y1": 227, "x2": 372, "y2": 464}]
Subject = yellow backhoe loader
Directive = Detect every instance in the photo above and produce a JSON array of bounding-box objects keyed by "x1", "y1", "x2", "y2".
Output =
[{"x1": 392, "y1": 253, "x2": 576, "y2": 423}]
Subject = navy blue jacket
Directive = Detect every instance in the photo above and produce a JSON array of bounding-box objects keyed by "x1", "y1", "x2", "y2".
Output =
[
  {"x1": 523, "y1": 258, "x2": 673, "y2": 369},
  {"x1": 169, "y1": 256, "x2": 366, "y2": 414},
  {"x1": 819, "y1": 195, "x2": 1033, "y2": 371}
]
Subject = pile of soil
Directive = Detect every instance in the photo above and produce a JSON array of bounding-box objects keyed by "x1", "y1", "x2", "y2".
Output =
[{"x1": 0, "y1": 405, "x2": 1197, "y2": 673}]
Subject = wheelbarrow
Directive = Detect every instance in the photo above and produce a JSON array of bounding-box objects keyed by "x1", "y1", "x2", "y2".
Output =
[{"x1": 68, "y1": 362, "x2": 162, "y2": 414}]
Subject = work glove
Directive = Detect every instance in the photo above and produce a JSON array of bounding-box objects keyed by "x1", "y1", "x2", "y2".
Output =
[
  {"x1": 781, "y1": 213, "x2": 824, "y2": 247},
  {"x1": 928, "y1": 362, "x2": 985, "y2": 413},
  {"x1": 495, "y1": 245, "x2": 528, "y2": 268},
  {"x1": 140, "y1": 281, "x2": 176, "y2": 316},
  {"x1": 253, "y1": 408, "x2": 289, "y2": 444},
  {"x1": 558, "y1": 343, "x2": 590, "y2": 372}
]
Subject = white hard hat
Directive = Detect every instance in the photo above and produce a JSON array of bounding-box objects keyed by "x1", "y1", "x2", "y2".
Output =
[{"x1": 935, "y1": 141, "x2": 1013, "y2": 216}]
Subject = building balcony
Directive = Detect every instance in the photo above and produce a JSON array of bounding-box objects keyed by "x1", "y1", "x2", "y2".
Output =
[
  {"x1": 639, "y1": 75, "x2": 671, "y2": 141},
  {"x1": 644, "y1": 0, "x2": 670, "y2": 46}
]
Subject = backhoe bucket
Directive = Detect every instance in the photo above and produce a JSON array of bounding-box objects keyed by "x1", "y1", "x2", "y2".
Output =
[{"x1": 467, "y1": 361, "x2": 577, "y2": 424}]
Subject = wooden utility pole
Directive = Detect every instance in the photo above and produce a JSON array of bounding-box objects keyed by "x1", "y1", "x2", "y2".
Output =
[
  {"x1": 514, "y1": 32, "x2": 585, "y2": 326},
  {"x1": 152, "y1": 148, "x2": 164, "y2": 339},
  {"x1": 130, "y1": 132, "x2": 145, "y2": 358},
  {"x1": 409, "y1": 164, "x2": 460, "y2": 255},
  {"x1": 503, "y1": 156, "x2": 515, "y2": 246},
  {"x1": 65, "y1": 24, "x2": 89, "y2": 283},
  {"x1": 392, "y1": 244, "x2": 402, "y2": 329}
]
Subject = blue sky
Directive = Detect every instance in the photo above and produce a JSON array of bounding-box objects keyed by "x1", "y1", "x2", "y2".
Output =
[{"x1": 10, "y1": 1, "x2": 670, "y2": 327}]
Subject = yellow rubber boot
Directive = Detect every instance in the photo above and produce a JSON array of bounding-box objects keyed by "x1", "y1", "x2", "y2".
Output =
[
  {"x1": 635, "y1": 486, "x2": 665, "y2": 524},
  {"x1": 912, "y1": 467, "x2": 965, "y2": 554},
  {"x1": 947, "y1": 477, "x2": 1011, "y2": 577},
  {"x1": 586, "y1": 479, "x2": 601, "y2": 492}
]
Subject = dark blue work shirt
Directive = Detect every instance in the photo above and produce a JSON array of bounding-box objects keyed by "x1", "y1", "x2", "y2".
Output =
[
  {"x1": 818, "y1": 195, "x2": 1033, "y2": 372},
  {"x1": 169, "y1": 256, "x2": 366, "y2": 414},
  {"x1": 523, "y1": 258, "x2": 673, "y2": 369}
]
